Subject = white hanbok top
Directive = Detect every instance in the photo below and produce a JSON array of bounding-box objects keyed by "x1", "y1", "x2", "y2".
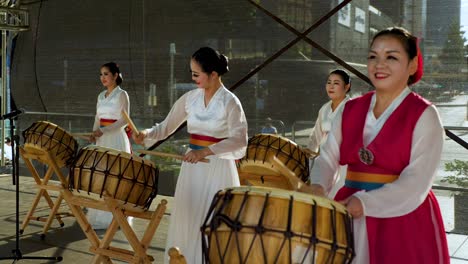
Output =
[
  {"x1": 2, "y1": 143, "x2": 12, "y2": 160},
  {"x1": 308, "y1": 96, "x2": 350, "y2": 152},
  {"x1": 310, "y1": 88, "x2": 444, "y2": 263},
  {"x1": 143, "y1": 85, "x2": 248, "y2": 159},
  {"x1": 92, "y1": 86, "x2": 131, "y2": 153}
]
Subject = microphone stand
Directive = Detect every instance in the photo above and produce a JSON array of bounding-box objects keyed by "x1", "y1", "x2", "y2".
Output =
[{"x1": 0, "y1": 110, "x2": 62, "y2": 262}]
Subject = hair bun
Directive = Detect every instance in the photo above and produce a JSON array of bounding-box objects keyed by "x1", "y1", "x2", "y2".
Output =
[{"x1": 218, "y1": 54, "x2": 229, "y2": 75}]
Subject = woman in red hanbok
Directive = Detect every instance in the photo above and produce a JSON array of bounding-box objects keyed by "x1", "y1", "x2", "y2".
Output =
[{"x1": 308, "y1": 27, "x2": 450, "y2": 264}]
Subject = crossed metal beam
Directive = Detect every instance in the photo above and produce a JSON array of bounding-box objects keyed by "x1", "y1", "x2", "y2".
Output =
[
  {"x1": 144, "y1": 0, "x2": 466, "y2": 154},
  {"x1": 144, "y1": 0, "x2": 362, "y2": 153},
  {"x1": 230, "y1": 0, "x2": 371, "y2": 92}
]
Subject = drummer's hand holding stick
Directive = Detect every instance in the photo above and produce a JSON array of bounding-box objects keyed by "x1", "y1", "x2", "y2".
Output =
[
  {"x1": 133, "y1": 130, "x2": 147, "y2": 145},
  {"x1": 122, "y1": 109, "x2": 141, "y2": 138},
  {"x1": 90, "y1": 130, "x2": 103, "y2": 143},
  {"x1": 184, "y1": 148, "x2": 213, "y2": 164}
]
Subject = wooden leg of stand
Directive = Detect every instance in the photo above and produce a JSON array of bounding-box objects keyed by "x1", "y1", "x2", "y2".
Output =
[
  {"x1": 61, "y1": 190, "x2": 100, "y2": 248},
  {"x1": 169, "y1": 247, "x2": 187, "y2": 264},
  {"x1": 19, "y1": 154, "x2": 64, "y2": 231},
  {"x1": 91, "y1": 219, "x2": 120, "y2": 264},
  {"x1": 42, "y1": 192, "x2": 65, "y2": 224},
  {"x1": 140, "y1": 200, "x2": 167, "y2": 249},
  {"x1": 21, "y1": 189, "x2": 44, "y2": 231},
  {"x1": 105, "y1": 198, "x2": 147, "y2": 263},
  {"x1": 62, "y1": 191, "x2": 114, "y2": 264},
  {"x1": 41, "y1": 192, "x2": 65, "y2": 236}
]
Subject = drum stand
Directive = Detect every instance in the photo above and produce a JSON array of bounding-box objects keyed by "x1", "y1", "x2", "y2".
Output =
[
  {"x1": 0, "y1": 112, "x2": 62, "y2": 262},
  {"x1": 61, "y1": 188, "x2": 167, "y2": 263},
  {"x1": 18, "y1": 145, "x2": 74, "y2": 238}
]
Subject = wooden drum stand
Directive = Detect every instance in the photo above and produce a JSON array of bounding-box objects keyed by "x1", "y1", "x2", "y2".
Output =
[
  {"x1": 63, "y1": 145, "x2": 167, "y2": 263},
  {"x1": 19, "y1": 145, "x2": 74, "y2": 238},
  {"x1": 62, "y1": 189, "x2": 167, "y2": 263}
]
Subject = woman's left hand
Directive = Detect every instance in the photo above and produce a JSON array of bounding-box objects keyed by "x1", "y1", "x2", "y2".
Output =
[
  {"x1": 339, "y1": 196, "x2": 364, "y2": 218},
  {"x1": 184, "y1": 148, "x2": 213, "y2": 163},
  {"x1": 93, "y1": 129, "x2": 103, "y2": 137}
]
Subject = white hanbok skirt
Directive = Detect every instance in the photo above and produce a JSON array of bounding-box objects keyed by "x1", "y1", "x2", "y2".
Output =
[
  {"x1": 164, "y1": 156, "x2": 240, "y2": 264},
  {"x1": 88, "y1": 127, "x2": 131, "y2": 229},
  {"x1": 95, "y1": 128, "x2": 131, "y2": 153}
]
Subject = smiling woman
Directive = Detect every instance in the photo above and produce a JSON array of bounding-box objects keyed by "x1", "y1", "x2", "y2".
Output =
[{"x1": 307, "y1": 27, "x2": 450, "y2": 264}]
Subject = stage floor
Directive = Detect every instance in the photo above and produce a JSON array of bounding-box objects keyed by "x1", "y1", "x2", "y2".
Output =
[{"x1": 0, "y1": 174, "x2": 466, "y2": 263}]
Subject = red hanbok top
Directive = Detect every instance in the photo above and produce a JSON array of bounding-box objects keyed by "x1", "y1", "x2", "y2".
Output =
[{"x1": 336, "y1": 91, "x2": 449, "y2": 264}]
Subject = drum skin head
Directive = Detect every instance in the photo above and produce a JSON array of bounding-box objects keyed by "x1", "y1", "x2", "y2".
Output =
[
  {"x1": 23, "y1": 121, "x2": 78, "y2": 168},
  {"x1": 238, "y1": 134, "x2": 310, "y2": 187}
]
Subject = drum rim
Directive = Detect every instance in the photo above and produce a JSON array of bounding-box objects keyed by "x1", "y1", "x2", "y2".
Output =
[
  {"x1": 221, "y1": 186, "x2": 348, "y2": 213},
  {"x1": 80, "y1": 145, "x2": 156, "y2": 167}
]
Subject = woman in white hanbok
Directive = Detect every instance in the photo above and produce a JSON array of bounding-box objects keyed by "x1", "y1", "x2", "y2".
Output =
[
  {"x1": 135, "y1": 47, "x2": 248, "y2": 264},
  {"x1": 88, "y1": 62, "x2": 131, "y2": 230},
  {"x1": 307, "y1": 69, "x2": 350, "y2": 198}
]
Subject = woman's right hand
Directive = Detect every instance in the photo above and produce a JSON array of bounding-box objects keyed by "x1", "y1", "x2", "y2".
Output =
[
  {"x1": 89, "y1": 135, "x2": 96, "y2": 143},
  {"x1": 133, "y1": 130, "x2": 147, "y2": 145}
]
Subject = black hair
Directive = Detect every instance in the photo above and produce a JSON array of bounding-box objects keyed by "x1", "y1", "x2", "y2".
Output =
[
  {"x1": 370, "y1": 27, "x2": 419, "y2": 84},
  {"x1": 191, "y1": 47, "x2": 229, "y2": 76},
  {"x1": 329, "y1": 69, "x2": 351, "y2": 93},
  {"x1": 5, "y1": 137, "x2": 11, "y2": 144},
  {"x1": 101, "y1": 62, "x2": 123, "y2": 85}
]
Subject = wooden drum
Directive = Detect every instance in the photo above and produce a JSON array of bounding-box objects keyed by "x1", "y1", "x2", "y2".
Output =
[
  {"x1": 202, "y1": 186, "x2": 354, "y2": 264},
  {"x1": 23, "y1": 121, "x2": 78, "y2": 168},
  {"x1": 237, "y1": 134, "x2": 310, "y2": 189},
  {"x1": 69, "y1": 146, "x2": 158, "y2": 209}
]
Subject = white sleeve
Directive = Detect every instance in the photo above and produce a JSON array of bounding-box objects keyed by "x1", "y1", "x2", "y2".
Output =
[
  {"x1": 307, "y1": 109, "x2": 323, "y2": 153},
  {"x1": 309, "y1": 110, "x2": 342, "y2": 194},
  {"x1": 143, "y1": 93, "x2": 188, "y2": 147},
  {"x1": 93, "y1": 114, "x2": 100, "y2": 132},
  {"x1": 354, "y1": 105, "x2": 444, "y2": 217},
  {"x1": 99, "y1": 92, "x2": 130, "y2": 133},
  {"x1": 93, "y1": 97, "x2": 100, "y2": 131},
  {"x1": 208, "y1": 98, "x2": 248, "y2": 159}
]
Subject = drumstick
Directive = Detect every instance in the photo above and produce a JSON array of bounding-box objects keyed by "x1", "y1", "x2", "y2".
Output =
[
  {"x1": 135, "y1": 149, "x2": 209, "y2": 163},
  {"x1": 121, "y1": 110, "x2": 140, "y2": 135},
  {"x1": 271, "y1": 156, "x2": 303, "y2": 190},
  {"x1": 71, "y1": 133, "x2": 93, "y2": 140}
]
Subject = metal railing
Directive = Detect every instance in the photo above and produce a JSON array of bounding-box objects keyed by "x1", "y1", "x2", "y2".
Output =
[
  {"x1": 436, "y1": 102, "x2": 468, "y2": 120},
  {"x1": 291, "y1": 120, "x2": 314, "y2": 141}
]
